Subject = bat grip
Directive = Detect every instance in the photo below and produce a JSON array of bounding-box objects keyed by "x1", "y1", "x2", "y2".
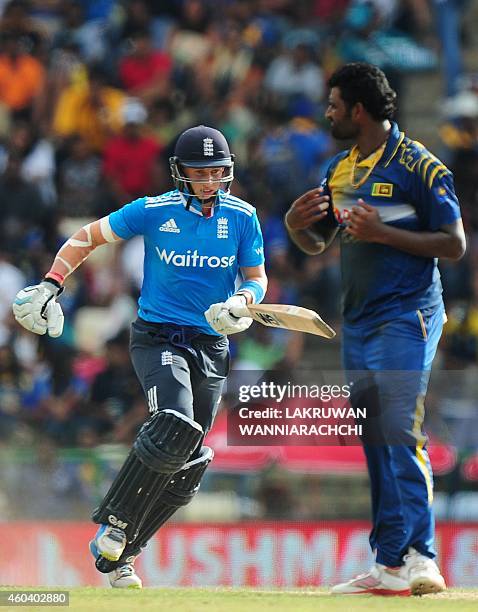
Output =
[{"x1": 229, "y1": 305, "x2": 251, "y2": 318}]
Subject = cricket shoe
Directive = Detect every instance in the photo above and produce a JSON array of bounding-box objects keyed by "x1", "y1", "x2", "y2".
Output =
[
  {"x1": 404, "y1": 547, "x2": 446, "y2": 595},
  {"x1": 90, "y1": 524, "x2": 127, "y2": 562},
  {"x1": 331, "y1": 563, "x2": 411, "y2": 596},
  {"x1": 108, "y1": 563, "x2": 142, "y2": 589}
]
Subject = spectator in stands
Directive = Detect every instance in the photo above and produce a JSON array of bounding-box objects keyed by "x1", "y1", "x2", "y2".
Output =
[
  {"x1": 192, "y1": 20, "x2": 254, "y2": 102},
  {"x1": 8, "y1": 120, "x2": 56, "y2": 205},
  {"x1": 102, "y1": 99, "x2": 163, "y2": 205},
  {"x1": 119, "y1": 28, "x2": 172, "y2": 104},
  {"x1": 0, "y1": 152, "x2": 47, "y2": 252},
  {"x1": 177, "y1": 0, "x2": 211, "y2": 34},
  {"x1": 312, "y1": 0, "x2": 350, "y2": 23},
  {"x1": 114, "y1": 0, "x2": 157, "y2": 46},
  {"x1": 56, "y1": 133, "x2": 102, "y2": 217},
  {"x1": 74, "y1": 0, "x2": 115, "y2": 22},
  {"x1": 264, "y1": 40, "x2": 325, "y2": 105},
  {"x1": 439, "y1": 89, "x2": 478, "y2": 231},
  {"x1": 52, "y1": 62, "x2": 125, "y2": 152},
  {"x1": 33, "y1": 38, "x2": 86, "y2": 134},
  {"x1": 441, "y1": 268, "x2": 478, "y2": 368},
  {"x1": 0, "y1": 0, "x2": 46, "y2": 58},
  {"x1": 168, "y1": 0, "x2": 213, "y2": 70},
  {"x1": 257, "y1": 103, "x2": 333, "y2": 204},
  {"x1": 51, "y1": 0, "x2": 107, "y2": 63},
  {"x1": 147, "y1": 96, "x2": 194, "y2": 151},
  {"x1": 0, "y1": 30, "x2": 44, "y2": 120},
  {"x1": 87, "y1": 330, "x2": 146, "y2": 443}
]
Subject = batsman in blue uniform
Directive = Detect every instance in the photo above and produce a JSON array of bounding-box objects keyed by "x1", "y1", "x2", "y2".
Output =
[
  {"x1": 13, "y1": 126, "x2": 267, "y2": 588},
  {"x1": 285, "y1": 63, "x2": 466, "y2": 596}
]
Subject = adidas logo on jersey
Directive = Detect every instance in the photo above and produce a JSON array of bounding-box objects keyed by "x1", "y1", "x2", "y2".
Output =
[{"x1": 159, "y1": 218, "x2": 180, "y2": 233}]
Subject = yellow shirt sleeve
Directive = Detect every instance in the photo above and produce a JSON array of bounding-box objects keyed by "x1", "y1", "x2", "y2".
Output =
[{"x1": 52, "y1": 86, "x2": 84, "y2": 136}]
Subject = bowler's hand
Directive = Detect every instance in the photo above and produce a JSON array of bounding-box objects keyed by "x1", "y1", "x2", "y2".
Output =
[
  {"x1": 345, "y1": 200, "x2": 385, "y2": 242},
  {"x1": 285, "y1": 188, "x2": 330, "y2": 231}
]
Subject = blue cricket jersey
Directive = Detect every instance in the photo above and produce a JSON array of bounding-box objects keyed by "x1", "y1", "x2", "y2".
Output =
[
  {"x1": 108, "y1": 189, "x2": 265, "y2": 335},
  {"x1": 321, "y1": 122, "x2": 462, "y2": 325}
]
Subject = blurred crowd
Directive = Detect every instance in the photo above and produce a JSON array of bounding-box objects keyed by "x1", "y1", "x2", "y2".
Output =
[{"x1": 0, "y1": 0, "x2": 476, "y2": 465}]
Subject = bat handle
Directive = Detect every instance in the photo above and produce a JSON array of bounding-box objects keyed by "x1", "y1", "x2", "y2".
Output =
[{"x1": 230, "y1": 305, "x2": 251, "y2": 318}]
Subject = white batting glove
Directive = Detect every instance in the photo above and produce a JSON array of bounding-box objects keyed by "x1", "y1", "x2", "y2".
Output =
[
  {"x1": 204, "y1": 294, "x2": 253, "y2": 335},
  {"x1": 13, "y1": 280, "x2": 64, "y2": 338}
]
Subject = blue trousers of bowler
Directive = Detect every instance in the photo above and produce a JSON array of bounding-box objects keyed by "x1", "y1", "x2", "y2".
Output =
[{"x1": 342, "y1": 305, "x2": 444, "y2": 567}]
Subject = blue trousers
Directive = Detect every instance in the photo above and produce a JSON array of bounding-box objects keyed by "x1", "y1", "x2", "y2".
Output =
[{"x1": 342, "y1": 306, "x2": 445, "y2": 567}]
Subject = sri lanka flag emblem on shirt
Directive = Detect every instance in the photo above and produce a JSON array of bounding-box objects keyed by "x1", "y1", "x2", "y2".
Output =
[{"x1": 371, "y1": 183, "x2": 394, "y2": 197}]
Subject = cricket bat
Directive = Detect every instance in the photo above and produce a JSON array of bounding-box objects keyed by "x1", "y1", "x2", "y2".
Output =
[{"x1": 236, "y1": 303, "x2": 336, "y2": 338}]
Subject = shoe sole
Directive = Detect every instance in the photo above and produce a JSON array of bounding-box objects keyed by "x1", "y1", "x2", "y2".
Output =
[
  {"x1": 370, "y1": 588, "x2": 411, "y2": 597},
  {"x1": 410, "y1": 577, "x2": 446, "y2": 596},
  {"x1": 332, "y1": 588, "x2": 411, "y2": 596}
]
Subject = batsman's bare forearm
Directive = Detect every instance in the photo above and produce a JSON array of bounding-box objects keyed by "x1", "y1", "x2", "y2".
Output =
[
  {"x1": 46, "y1": 217, "x2": 122, "y2": 284},
  {"x1": 376, "y1": 220, "x2": 466, "y2": 260}
]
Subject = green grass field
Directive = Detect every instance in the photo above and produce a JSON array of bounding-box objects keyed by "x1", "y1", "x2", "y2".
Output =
[{"x1": 1, "y1": 587, "x2": 478, "y2": 612}]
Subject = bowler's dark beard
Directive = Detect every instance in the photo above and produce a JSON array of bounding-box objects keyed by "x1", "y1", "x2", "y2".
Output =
[{"x1": 331, "y1": 123, "x2": 358, "y2": 141}]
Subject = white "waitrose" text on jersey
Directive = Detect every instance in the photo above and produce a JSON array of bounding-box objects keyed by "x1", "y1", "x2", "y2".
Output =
[{"x1": 155, "y1": 248, "x2": 236, "y2": 268}]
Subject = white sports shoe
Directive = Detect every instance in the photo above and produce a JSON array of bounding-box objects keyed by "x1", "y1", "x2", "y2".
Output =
[
  {"x1": 92, "y1": 524, "x2": 127, "y2": 561},
  {"x1": 331, "y1": 563, "x2": 411, "y2": 596},
  {"x1": 404, "y1": 547, "x2": 446, "y2": 595},
  {"x1": 108, "y1": 563, "x2": 142, "y2": 589}
]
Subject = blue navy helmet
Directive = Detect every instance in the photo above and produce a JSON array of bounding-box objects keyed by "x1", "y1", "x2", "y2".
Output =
[{"x1": 169, "y1": 125, "x2": 234, "y2": 198}]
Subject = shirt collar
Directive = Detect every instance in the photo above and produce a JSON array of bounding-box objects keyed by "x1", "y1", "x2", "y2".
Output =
[
  {"x1": 350, "y1": 141, "x2": 387, "y2": 168},
  {"x1": 348, "y1": 121, "x2": 404, "y2": 169},
  {"x1": 380, "y1": 121, "x2": 405, "y2": 167},
  {"x1": 175, "y1": 189, "x2": 225, "y2": 217}
]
